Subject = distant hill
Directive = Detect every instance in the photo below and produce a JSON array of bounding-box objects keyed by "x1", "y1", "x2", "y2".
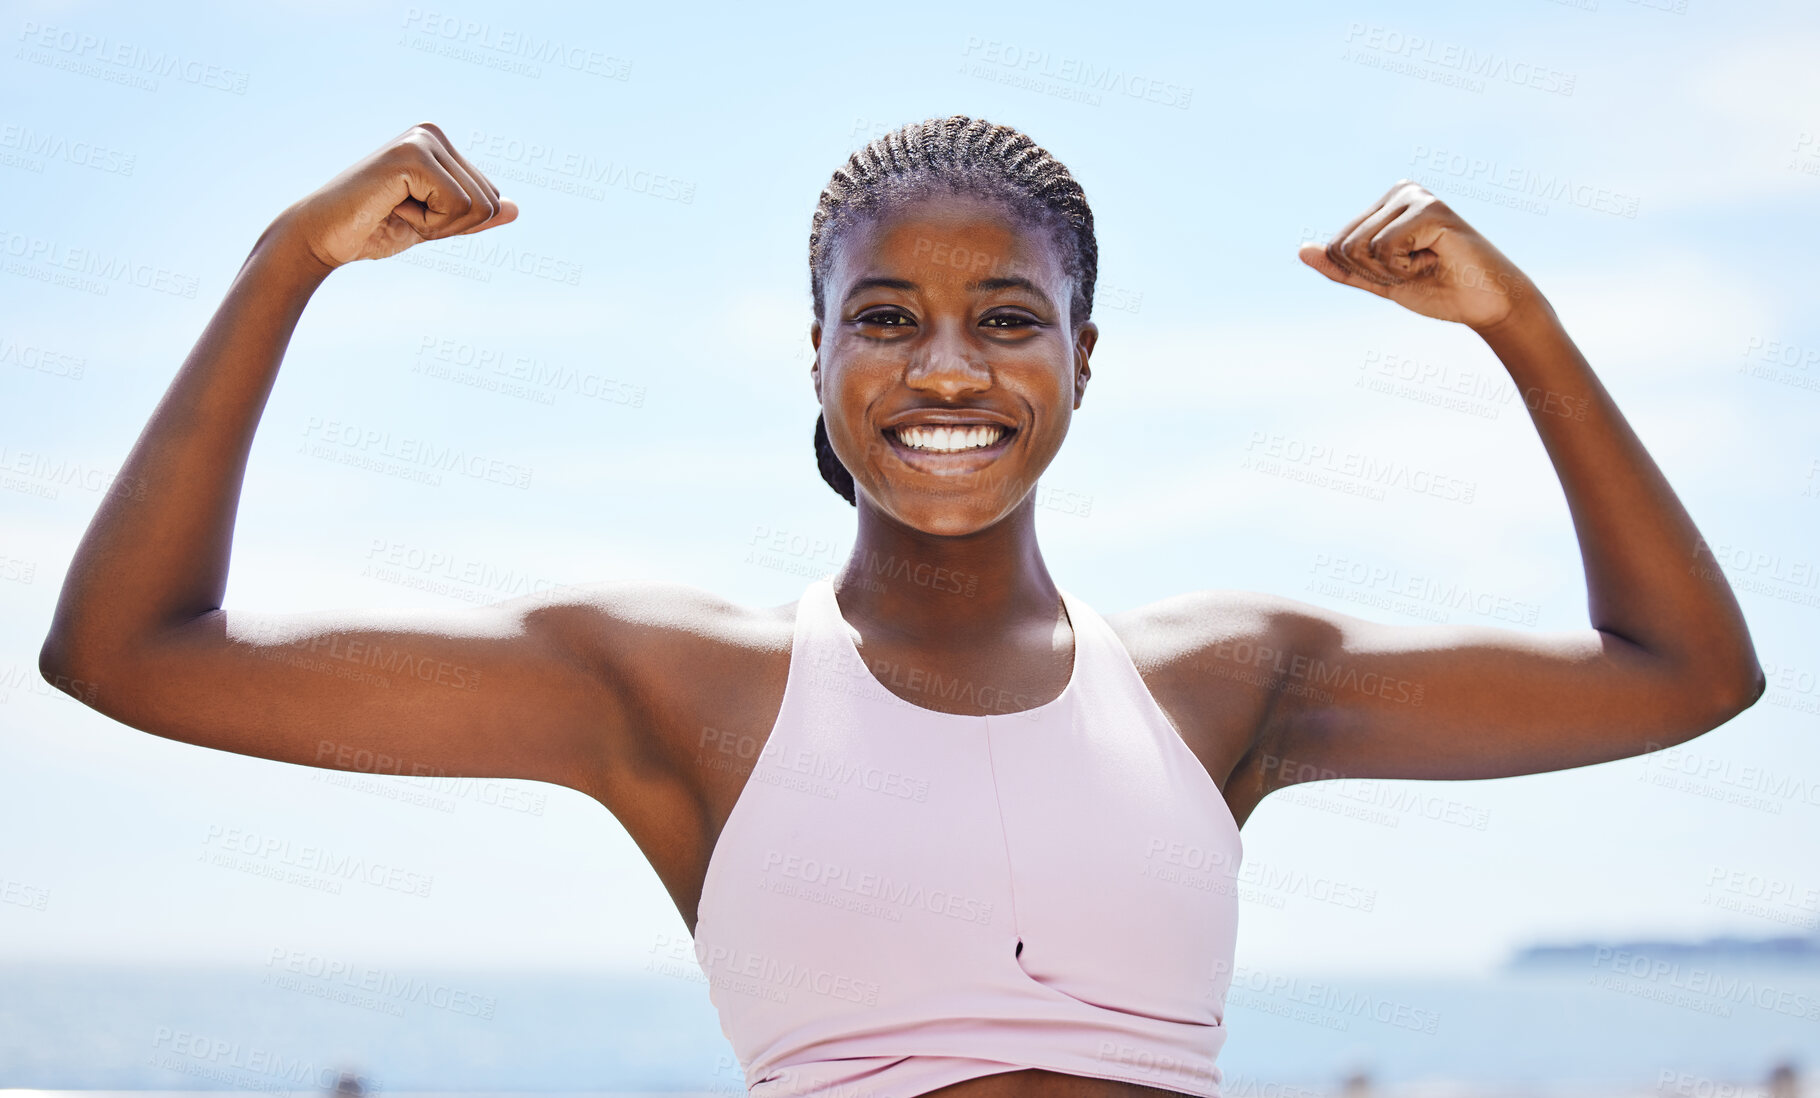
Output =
[{"x1": 1507, "y1": 931, "x2": 1820, "y2": 970}]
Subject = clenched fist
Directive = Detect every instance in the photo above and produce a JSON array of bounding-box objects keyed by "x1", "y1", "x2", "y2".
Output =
[
  {"x1": 271, "y1": 122, "x2": 518, "y2": 272},
  {"x1": 1298, "y1": 181, "x2": 1542, "y2": 333}
]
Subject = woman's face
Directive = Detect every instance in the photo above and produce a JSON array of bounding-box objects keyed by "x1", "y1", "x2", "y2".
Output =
[{"x1": 812, "y1": 192, "x2": 1098, "y2": 537}]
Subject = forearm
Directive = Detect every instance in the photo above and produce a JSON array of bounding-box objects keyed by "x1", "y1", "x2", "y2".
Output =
[
  {"x1": 1477, "y1": 301, "x2": 1763, "y2": 700},
  {"x1": 41, "y1": 217, "x2": 333, "y2": 672}
]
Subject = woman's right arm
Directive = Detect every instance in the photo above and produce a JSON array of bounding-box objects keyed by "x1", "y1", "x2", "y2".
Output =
[{"x1": 37, "y1": 122, "x2": 637, "y2": 801}]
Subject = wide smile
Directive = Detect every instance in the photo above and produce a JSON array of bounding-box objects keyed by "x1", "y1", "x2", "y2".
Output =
[{"x1": 881, "y1": 422, "x2": 1018, "y2": 476}]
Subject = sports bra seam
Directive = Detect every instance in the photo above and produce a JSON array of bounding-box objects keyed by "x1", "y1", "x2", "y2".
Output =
[{"x1": 980, "y1": 717, "x2": 1025, "y2": 949}]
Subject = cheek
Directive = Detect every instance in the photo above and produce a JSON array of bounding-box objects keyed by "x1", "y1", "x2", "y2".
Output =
[
  {"x1": 825, "y1": 356, "x2": 891, "y2": 416},
  {"x1": 832, "y1": 337, "x2": 925, "y2": 396},
  {"x1": 822, "y1": 364, "x2": 886, "y2": 462},
  {"x1": 1029, "y1": 356, "x2": 1076, "y2": 410}
]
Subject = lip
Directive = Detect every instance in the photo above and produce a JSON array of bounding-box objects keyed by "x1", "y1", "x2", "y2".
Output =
[
  {"x1": 881, "y1": 420, "x2": 1018, "y2": 476},
  {"x1": 880, "y1": 407, "x2": 1019, "y2": 430}
]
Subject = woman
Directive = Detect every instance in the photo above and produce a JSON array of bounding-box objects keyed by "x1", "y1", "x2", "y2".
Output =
[{"x1": 39, "y1": 116, "x2": 1764, "y2": 1098}]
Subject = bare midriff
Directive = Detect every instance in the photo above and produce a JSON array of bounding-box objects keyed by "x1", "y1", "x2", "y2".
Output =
[{"x1": 918, "y1": 1069, "x2": 1198, "y2": 1098}]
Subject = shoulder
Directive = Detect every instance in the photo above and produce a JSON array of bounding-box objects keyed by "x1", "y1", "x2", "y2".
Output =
[
  {"x1": 519, "y1": 579, "x2": 797, "y2": 689},
  {"x1": 531, "y1": 578, "x2": 796, "y2": 644},
  {"x1": 502, "y1": 580, "x2": 799, "y2": 781},
  {"x1": 1098, "y1": 586, "x2": 1329, "y2": 678}
]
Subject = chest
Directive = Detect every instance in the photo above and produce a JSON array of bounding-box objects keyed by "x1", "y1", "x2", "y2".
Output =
[{"x1": 692, "y1": 664, "x2": 1246, "y2": 1047}]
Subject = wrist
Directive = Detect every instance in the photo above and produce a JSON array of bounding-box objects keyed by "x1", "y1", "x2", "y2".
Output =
[
  {"x1": 249, "y1": 209, "x2": 338, "y2": 286},
  {"x1": 1470, "y1": 288, "x2": 1558, "y2": 344}
]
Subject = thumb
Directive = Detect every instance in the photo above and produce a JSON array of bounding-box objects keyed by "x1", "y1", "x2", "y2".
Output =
[{"x1": 1297, "y1": 241, "x2": 1382, "y2": 294}]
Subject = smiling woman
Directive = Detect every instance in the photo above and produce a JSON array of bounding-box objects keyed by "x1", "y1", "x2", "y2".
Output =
[
  {"x1": 811, "y1": 185, "x2": 1089, "y2": 542},
  {"x1": 805, "y1": 117, "x2": 1098, "y2": 513},
  {"x1": 37, "y1": 114, "x2": 1767, "y2": 1098}
]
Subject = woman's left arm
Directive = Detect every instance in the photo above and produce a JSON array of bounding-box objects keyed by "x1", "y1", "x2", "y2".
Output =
[{"x1": 1241, "y1": 181, "x2": 1763, "y2": 789}]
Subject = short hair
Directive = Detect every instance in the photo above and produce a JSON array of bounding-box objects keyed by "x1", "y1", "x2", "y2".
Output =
[{"x1": 808, "y1": 115, "x2": 1098, "y2": 506}]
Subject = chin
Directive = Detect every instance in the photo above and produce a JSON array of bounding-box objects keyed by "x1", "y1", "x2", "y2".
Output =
[{"x1": 872, "y1": 491, "x2": 1019, "y2": 537}]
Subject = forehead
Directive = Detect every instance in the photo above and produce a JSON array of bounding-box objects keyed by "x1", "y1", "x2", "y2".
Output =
[{"x1": 827, "y1": 192, "x2": 1065, "y2": 293}]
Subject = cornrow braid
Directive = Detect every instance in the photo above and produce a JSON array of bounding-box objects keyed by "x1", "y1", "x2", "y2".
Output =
[{"x1": 807, "y1": 115, "x2": 1098, "y2": 507}]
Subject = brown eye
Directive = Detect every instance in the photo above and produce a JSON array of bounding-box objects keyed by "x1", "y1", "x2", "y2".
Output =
[
  {"x1": 857, "y1": 309, "x2": 913, "y2": 326},
  {"x1": 982, "y1": 313, "x2": 1035, "y2": 328}
]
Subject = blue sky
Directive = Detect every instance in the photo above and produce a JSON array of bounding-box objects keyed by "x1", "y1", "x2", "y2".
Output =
[{"x1": 2, "y1": 0, "x2": 1817, "y2": 979}]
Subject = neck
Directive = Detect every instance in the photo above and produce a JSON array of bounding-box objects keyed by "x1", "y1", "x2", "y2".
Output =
[{"x1": 832, "y1": 492, "x2": 1060, "y2": 640}]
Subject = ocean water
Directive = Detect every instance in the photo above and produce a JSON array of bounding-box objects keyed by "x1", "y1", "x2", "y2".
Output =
[{"x1": 1, "y1": 962, "x2": 1815, "y2": 1093}]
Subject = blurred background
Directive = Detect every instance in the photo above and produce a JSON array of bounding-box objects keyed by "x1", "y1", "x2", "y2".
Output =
[{"x1": 1, "y1": 0, "x2": 1816, "y2": 1094}]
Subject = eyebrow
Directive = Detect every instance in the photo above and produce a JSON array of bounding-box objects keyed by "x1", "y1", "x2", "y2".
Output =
[{"x1": 841, "y1": 275, "x2": 1051, "y2": 305}]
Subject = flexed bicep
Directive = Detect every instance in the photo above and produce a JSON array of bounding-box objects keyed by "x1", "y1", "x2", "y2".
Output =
[{"x1": 1234, "y1": 597, "x2": 1759, "y2": 794}]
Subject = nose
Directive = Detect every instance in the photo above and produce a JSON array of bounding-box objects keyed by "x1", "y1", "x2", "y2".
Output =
[{"x1": 904, "y1": 321, "x2": 991, "y2": 398}]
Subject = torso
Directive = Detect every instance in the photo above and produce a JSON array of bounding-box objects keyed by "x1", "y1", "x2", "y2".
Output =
[{"x1": 575, "y1": 581, "x2": 1284, "y2": 1098}]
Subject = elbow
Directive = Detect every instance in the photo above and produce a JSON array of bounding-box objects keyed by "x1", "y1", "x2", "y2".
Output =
[
  {"x1": 1690, "y1": 660, "x2": 1767, "y2": 734},
  {"x1": 1645, "y1": 661, "x2": 1765, "y2": 755},
  {"x1": 38, "y1": 630, "x2": 105, "y2": 708},
  {"x1": 1721, "y1": 661, "x2": 1767, "y2": 718},
  {"x1": 38, "y1": 629, "x2": 71, "y2": 683},
  {"x1": 38, "y1": 624, "x2": 87, "y2": 683}
]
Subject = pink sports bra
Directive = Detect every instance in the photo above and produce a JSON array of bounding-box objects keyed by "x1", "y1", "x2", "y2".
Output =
[{"x1": 692, "y1": 574, "x2": 1244, "y2": 1098}]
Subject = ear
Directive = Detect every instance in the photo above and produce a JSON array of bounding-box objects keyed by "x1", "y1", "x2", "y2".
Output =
[
  {"x1": 810, "y1": 320, "x2": 822, "y2": 401},
  {"x1": 1072, "y1": 320, "x2": 1097, "y2": 409}
]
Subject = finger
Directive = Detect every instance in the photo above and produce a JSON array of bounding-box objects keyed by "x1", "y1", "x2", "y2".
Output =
[
  {"x1": 1339, "y1": 198, "x2": 1416, "y2": 286},
  {"x1": 1367, "y1": 205, "x2": 1443, "y2": 280},
  {"x1": 391, "y1": 149, "x2": 472, "y2": 239},
  {"x1": 1297, "y1": 241, "x2": 1390, "y2": 297},
  {"x1": 418, "y1": 137, "x2": 497, "y2": 236},
  {"x1": 452, "y1": 195, "x2": 519, "y2": 235},
  {"x1": 1323, "y1": 179, "x2": 1421, "y2": 285},
  {"x1": 418, "y1": 126, "x2": 516, "y2": 233},
  {"x1": 417, "y1": 122, "x2": 502, "y2": 206},
  {"x1": 1329, "y1": 178, "x2": 1411, "y2": 245},
  {"x1": 1324, "y1": 206, "x2": 1383, "y2": 284}
]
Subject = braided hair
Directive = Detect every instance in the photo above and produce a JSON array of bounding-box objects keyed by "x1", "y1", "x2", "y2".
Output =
[{"x1": 808, "y1": 115, "x2": 1098, "y2": 507}]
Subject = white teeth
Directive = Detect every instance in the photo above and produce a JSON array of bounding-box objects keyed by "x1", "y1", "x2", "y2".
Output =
[{"x1": 893, "y1": 424, "x2": 1007, "y2": 453}]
